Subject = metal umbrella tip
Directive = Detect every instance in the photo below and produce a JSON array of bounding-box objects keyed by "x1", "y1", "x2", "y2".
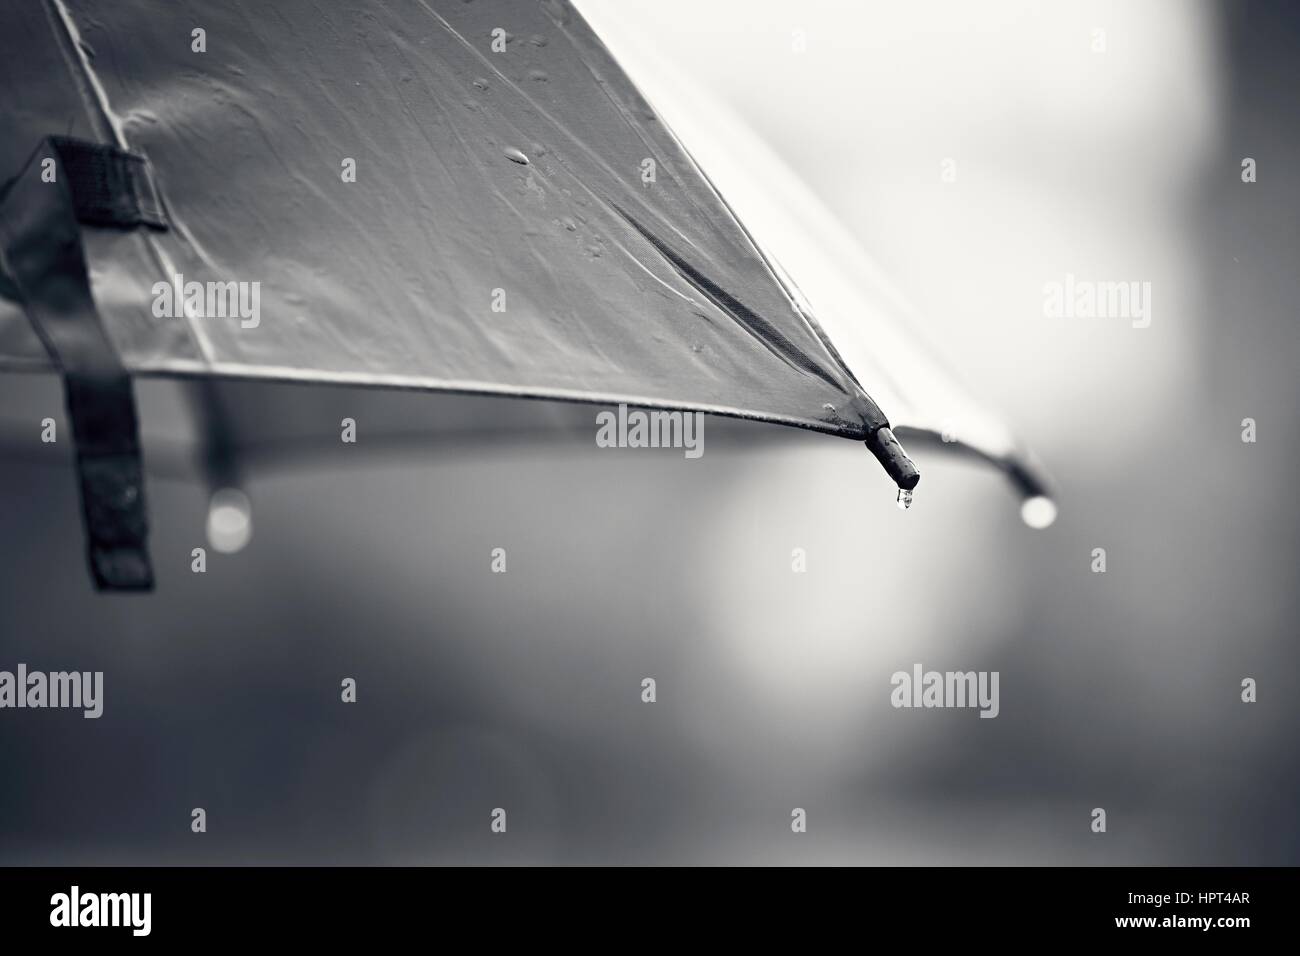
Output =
[{"x1": 866, "y1": 426, "x2": 921, "y2": 492}]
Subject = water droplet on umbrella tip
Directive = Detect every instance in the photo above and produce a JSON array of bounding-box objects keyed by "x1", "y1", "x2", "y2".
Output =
[
  {"x1": 207, "y1": 488, "x2": 253, "y2": 553},
  {"x1": 503, "y1": 146, "x2": 529, "y2": 165},
  {"x1": 1020, "y1": 495, "x2": 1057, "y2": 529},
  {"x1": 896, "y1": 488, "x2": 913, "y2": 510}
]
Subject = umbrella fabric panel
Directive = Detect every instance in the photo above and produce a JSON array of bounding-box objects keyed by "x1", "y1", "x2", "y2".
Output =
[{"x1": 0, "y1": 0, "x2": 890, "y2": 439}]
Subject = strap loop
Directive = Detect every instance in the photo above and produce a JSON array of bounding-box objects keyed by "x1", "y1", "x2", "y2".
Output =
[{"x1": 0, "y1": 135, "x2": 163, "y2": 590}]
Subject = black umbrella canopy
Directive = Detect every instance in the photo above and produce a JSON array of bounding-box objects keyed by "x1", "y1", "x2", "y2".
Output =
[{"x1": 0, "y1": 0, "x2": 1048, "y2": 589}]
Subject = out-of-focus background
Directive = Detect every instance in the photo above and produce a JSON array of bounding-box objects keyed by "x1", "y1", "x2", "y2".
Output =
[{"x1": 1, "y1": 0, "x2": 1296, "y2": 864}]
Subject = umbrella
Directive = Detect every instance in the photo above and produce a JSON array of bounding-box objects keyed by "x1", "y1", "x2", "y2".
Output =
[{"x1": 0, "y1": 0, "x2": 1050, "y2": 591}]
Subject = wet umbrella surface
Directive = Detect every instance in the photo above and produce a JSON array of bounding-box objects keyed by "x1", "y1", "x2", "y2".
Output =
[{"x1": 0, "y1": 0, "x2": 1049, "y2": 589}]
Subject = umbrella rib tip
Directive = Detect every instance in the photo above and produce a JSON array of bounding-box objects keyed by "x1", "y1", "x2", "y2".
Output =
[{"x1": 865, "y1": 425, "x2": 921, "y2": 492}]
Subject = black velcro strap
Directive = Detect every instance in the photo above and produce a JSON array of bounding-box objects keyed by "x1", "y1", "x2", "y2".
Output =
[
  {"x1": 0, "y1": 136, "x2": 161, "y2": 591},
  {"x1": 47, "y1": 135, "x2": 167, "y2": 231},
  {"x1": 64, "y1": 375, "x2": 151, "y2": 588}
]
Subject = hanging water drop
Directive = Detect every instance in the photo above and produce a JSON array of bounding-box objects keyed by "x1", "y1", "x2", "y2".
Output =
[
  {"x1": 896, "y1": 488, "x2": 913, "y2": 510},
  {"x1": 1020, "y1": 495, "x2": 1057, "y2": 529},
  {"x1": 207, "y1": 488, "x2": 253, "y2": 553}
]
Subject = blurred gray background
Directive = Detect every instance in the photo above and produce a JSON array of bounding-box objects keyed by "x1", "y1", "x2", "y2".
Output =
[{"x1": 0, "y1": 0, "x2": 1296, "y2": 864}]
